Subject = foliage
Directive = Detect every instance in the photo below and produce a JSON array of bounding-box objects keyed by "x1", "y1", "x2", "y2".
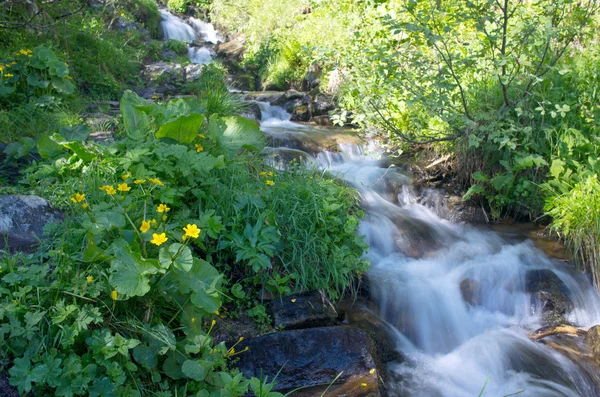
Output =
[
  {"x1": 165, "y1": 39, "x2": 189, "y2": 56},
  {"x1": 1, "y1": 86, "x2": 366, "y2": 394},
  {"x1": 167, "y1": 0, "x2": 189, "y2": 14},
  {"x1": 124, "y1": 0, "x2": 162, "y2": 39}
]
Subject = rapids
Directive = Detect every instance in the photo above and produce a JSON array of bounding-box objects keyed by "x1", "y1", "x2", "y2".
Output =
[
  {"x1": 257, "y1": 101, "x2": 600, "y2": 397},
  {"x1": 159, "y1": 10, "x2": 219, "y2": 65}
]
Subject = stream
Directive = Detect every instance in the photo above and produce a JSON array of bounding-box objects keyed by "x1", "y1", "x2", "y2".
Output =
[
  {"x1": 256, "y1": 102, "x2": 600, "y2": 397},
  {"x1": 157, "y1": 11, "x2": 600, "y2": 397}
]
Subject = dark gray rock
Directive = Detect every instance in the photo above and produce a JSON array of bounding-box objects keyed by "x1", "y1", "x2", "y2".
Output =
[
  {"x1": 234, "y1": 327, "x2": 378, "y2": 396},
  {"x1": 272, "y1": 90, "x2": 307, "y2": 108},
  {"x1": 140, "y1": 62, "x2": 185, "y2": 86},
  {"x1": 215, "y1": 39, "x2": 244, "y2": 69},
  {"x1": 0, "y1": 373, "x2": 19, "y2": 397},
  {"x1": 184, "y1": 64, "x2": 204, "y2": 82},
  {"x1": 0, "y1": 195, "x2": 63, "y2": 253},
  {"x1": 312, "y1": 115, "x2": 333, "y2": 126},
  {"x1": 241, "y1": 102, "x2": 262, "y2": 121},
  {"x1": 110, "y1": 17, "x2": 149, "y2": 40},
  {"x1": 460, "y1": 278, "x2": 479, "y2": 306},
  {"x1": 312, "y1": 93, "x2": 335, "y2": 116},
  {"x1": 526, "y1": 269, "x2": 573, "y2": 326},
  {"x1": 272, "y1": 290, "x2": 339, "y2": 330}
]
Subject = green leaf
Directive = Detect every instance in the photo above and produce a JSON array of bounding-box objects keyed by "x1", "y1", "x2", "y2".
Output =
[
  {"x1": 88, "y1": 377, "x2": 117, "y2": 397},
  {"x1": 182, "y1": 360, "x2": 207, "y2": 381},
  {"x1": 120, "y1": 90, "x2": 151, "y2": 140},
  {"x1": 49, "y1": 133, "x2": 95, "y2": 163},
  {"x1": 109, "y1": 247, "x2": 159, "y2": 297},
  {"x1": 159, "y1": 243, "x2": 193, "y2": 272},
  {"x1": 82, "y1": 245, "x2": 111, "y2": 263},
  {"x1": 172, "y1": 258, "x2": 222, "y2": 313},
  {"x1": 208, "y1": 116, "x2": 266, "y2": 159},
  {"x1": 95, "y1": 211, "x2": 126, "y2": 231},
  {"x1": 156, "y1": 113, "x2": 204, "y2": 144},
  {"x1": 51, "y1": 77, "x2": 74, "y2": 94},
  {"x1": 231, "y1": 283, "x2": 245, "y2": 299},
  {"x1": 48, "y1": 59, "x2": 69, "y2": 77},
  {"x1": 9, "y1": 357, "x2": 47, "y2": 393},
  {"x1": 27, "y1": 73, "x2": 50, "y2": 88},
  {"x1": 472, "y1": 172, "x2": 489, "y2": 182},
  {"x1": 463, "y1": 184, "x2": 485, "y2": 200},
  {"x1": 132, "y1": 345, "x2": 158, "y2": 370},
  {"x1": 550, "y1": 159, "x2": 565, "y2": 179},
  {"x1": 37, "y1": 134, "x2": 64, "y2": 159}
]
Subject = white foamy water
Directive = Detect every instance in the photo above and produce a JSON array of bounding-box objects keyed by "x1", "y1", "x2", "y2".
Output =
[
  {"x1": 188, "y1": 47, "x2": 215, "y2": 64},
  {"x1": 189, "y1": 17, "x2": 223, "y2": 44},
  {"x1": 160, "y1": 10, "x2": 197, "y2": 43},
  {"x1": 259, "y1": 104, "x2": 600, "y2": 396}
]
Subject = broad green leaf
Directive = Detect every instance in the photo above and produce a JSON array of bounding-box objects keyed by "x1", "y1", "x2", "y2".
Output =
[
  {"x1": 550, "y1": 159, "x2": 565, "y2": 179},
  {"x1": 37, "y1": 134, "x2": 64, "y2": 159},
  {"x1": 172, "y1": 258, "x2": 222, "y2": 313},
  {"x1": 208, "y1": 116, "x2": 266, "y2": 159},
  {"x1": 159, "y1": 243, "x2": 193, "y2": 272},
  {"x1": 156, "y1": 112, "x2": 204, "y2": 144},
  {"x1": 132, "y1": 345, "x2": 158, "y2": 369},
  {"x1": 27, "y1": 73, "x2": 50, "y2": 88},
  {"x1": 49, "y1": 133, "x2": 95, "y2": 163},
  {"x1": 51, "y1": 77, "x2": 74, "y2": 94},
  {"x1": 120, "y1": 90, "x2": 151, "y2": 140},
  {"x1": 95, "y1": 211, "x2": 126, "y2": 231},
  {"x1": 182, "y1": 360, "x2": 207, "y2": 381},
  {"x1": 231, "y1": 283, "x2": 245, "y2": 299},
  {"x1": 109, "y1": 247, "x2": 159, "y2": 297}
]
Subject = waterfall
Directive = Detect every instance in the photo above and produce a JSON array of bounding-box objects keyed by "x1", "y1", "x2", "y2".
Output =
[
  {"x1": 160, "y1": 10, "x2": 197, "y2": 43},
  {"x1": 159, "y1": 10, "x2": 220, "y2": 65},
  {"x1": 258, "y1": 108, "x2": 600, "y2": 396},
  {"x1": 189, "y1": 18, "x2": 223, "y2": 44}
]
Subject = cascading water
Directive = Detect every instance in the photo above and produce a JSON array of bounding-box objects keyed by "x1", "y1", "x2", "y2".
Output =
[
  {"x1": 159, "y1": 10, "x2": 218, "y2": 65},
  {"x1": 255, "y1": 103, "x2": 600, "y2": 396}
]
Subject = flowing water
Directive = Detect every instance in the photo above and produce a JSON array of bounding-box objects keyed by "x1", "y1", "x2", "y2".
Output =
[
  {"x1": 160, "y1": 10, "x2": 219, "y2": 65},
  {"x1": 256, "y1": 101, "x2": 600, "y2": 396}
]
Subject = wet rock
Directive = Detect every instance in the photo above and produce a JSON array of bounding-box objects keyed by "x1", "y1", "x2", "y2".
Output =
[
  {"x1": 272, "y1": 291, "x2": 339, "y2": 330},
  {"x1": 0, "y1": 195, "x2": 63, "y2": 253},
  {"x1": 241, "y1": 102, "x2": 262, "y2": 121},
  {"x1": 525, "y1": 269, "x2": 573, "y2": 326},
  {"x1": 184, "y1": 64, "x2": 204, "y2": 82},
  {"x1": 291, "y1": 104, "x2": 311, "y2": 122},
  {"x1": 585, "y1": 325, "x2": 600, "y2": 365},
  {"x1": 226, "y1": 73, "x2": 256, "y2": 91},
  {"x1": 313, "y1": 115, "x2": 333, "y2": 126},
  {"x1": 162, "y1": 49, "x2": 178, "y2": 60},
  {"x1": 460, "y1": 278, "x2": 479, "y2": 306},
  {"x1": 141, "y1": 62, "x2": 185, "y2": 86},
  {"x1": 234, "y1": 327, "x2": 378, "y2": 396},
  {"x1": 312, "y1": 93, "x2": 335, "y2": 116},
  {"x1": 272, "y1": 89, "x2": 307, "y2": 107}
]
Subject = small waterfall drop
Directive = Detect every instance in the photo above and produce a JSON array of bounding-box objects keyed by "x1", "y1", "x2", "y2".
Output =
[
  {"x1": 160, "y1": 10, "x2": 197, "y2": 43},
  {"x1": 159, "y1": 10, "x2": 220, "y2": 65},
  {"x1": 257, "y1": 104, "x2": 600, "y2": 396},
  {"x1": 189, "y1": 18, "x2": 223, "y2": 43}
]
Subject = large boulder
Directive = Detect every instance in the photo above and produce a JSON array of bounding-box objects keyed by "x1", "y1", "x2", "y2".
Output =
[
  {"x1": 272, "y1": 290, "x2": 339, "y2": 330},
  {"x1": 215, "y1": 39, "x2": 244, "y2": 69},
  {"x1": 140, "y1": 62, "x2": 185, "y2": 87},
  {"x1": 586, "y1": 325, "x2": 600, "y2": 365},
  {"x1": 235, "y1": 327, "x2": 378, "y2": 396},
  {"x1": 525, "y1": 269, "x2": 573, "y2": 326},
  {"x1": 312, "y1": 93, "x2": 335, "y2": 117},
  {"x1": 0, "y1": 195, "x2": 63, "y2": 253}
]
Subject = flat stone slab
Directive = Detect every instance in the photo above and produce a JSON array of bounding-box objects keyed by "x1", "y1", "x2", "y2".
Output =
[{"x1": 235, "y1": 326, "x2": 378, "y2": 396}]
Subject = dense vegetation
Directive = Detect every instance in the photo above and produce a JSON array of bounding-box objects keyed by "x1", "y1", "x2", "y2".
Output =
[
  {"x1": 211, "y1": 0, "x2": 600, "y2": 286},
  {"x1": 0, "y1": 1, "x2": 367, "y2": 395}
]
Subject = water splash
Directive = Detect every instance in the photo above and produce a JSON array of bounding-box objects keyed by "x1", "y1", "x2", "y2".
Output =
[
  {"x1": 188, "y1": 47, "x2": 215, "y2": 64},
  {"x1": 160, "y1": 10, "x2": 197, "y2": 43},
  {"x1": 189, "y1": 18, "x2": 223, "y2": 43}
]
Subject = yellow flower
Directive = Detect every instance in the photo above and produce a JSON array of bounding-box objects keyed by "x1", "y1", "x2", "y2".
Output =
[
  {"x1": 265, "y1": 180, "x2": 275, "y2": 186},
  {"x1": 259, "y1": 171, "x2": 267, "y2": 176},
  {"x1": 140, "y1": 220, "x2": 151, "y2": 233},
  {"x1": 195, "y1": 144, "x2": 204, "y2": 153},
  {"x1": 117, "y1": 183, "x2": 131, "y2": 192},
  {"x1": 4, "y1": 73, "x2": 13, "y2": 78},
  {"x1": 150, "y1": 233, "x2": 168, "y2": 246},
  {"x1": 81, "y1": 203, "x2": 89, "y2": 209},
  {"x1": 291, "y1": 298, "x2": 297, "y2": 303},
  {"x1": 197, "y1": 134, "x2": 206, "y2": 139},
  {"x1": 361, "y1": 383, "x2": 368, "y2": 387},
  {"x1": 0, "y1": 65, "x2": 3, "y2": 71},
  {"x1": 157, "y1": 204, "x2": 170, "y2": 213},
  {"x1": 183, "y1": 224, "x2": 201, "y2": 239},
  {"x1": 151, "y1": 95, "x2": 158, "y2": 99},
  {"x1": 369, "y1": 368, "x2": 376, "y2": 374},
  {"x1": 122, "y1": 173, "x2": 131, "y2": 180},
  {"x1": 228, "y1": 347, "x2": 235, "y2": 355},
  {"x1": 191, "y1": 317, "x2": 196, "y2": 323},
  {"x1": 238, "y1": 336, "x2": 244, "y2": 342},
  {"x1": 148, "y1": 177, "x2": 164, "y2": 186},
  {"x1": 134, "y1": 179, "x2": 146, "y2": 184},
  {"x1": 100, "y1": 185, "x2": 116, "y2": 195},
  {"x1": 73, "y1": 193, "x2": 85, "y2": 202},
  {"x1": 151, "y1": 219, "x2": 157, "y2": 225},
  {"x1": 268, "y1": 171, "x2": 274, "y2": 177},
  {"x1": 111, "y1": 290, "x2": 118, "y2": 300},
  {"x1": 86, "y1": 276, "x2": 94, "y2": 283}
]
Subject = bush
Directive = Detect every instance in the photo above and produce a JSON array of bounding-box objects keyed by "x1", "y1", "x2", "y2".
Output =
[
  {"x1": 165, "y1": 39, "x2": 189, "y2": 56},
  {"x1": 167, "y1": 0, "x2": 188, "y2": 13},
  {"x1": 125, "y1": 0, "x2": 162, "y2": 39}
]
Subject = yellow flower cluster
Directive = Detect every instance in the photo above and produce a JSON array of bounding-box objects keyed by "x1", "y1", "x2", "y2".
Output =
[
  {"x1": 151, "y1": 233, "x2": 168, "y2": 246},
  {"x1": 17, "y1": 49, "x2": 33, "y2": 57},
  {"x1": 4, "y1": 74, "x2": 13, "y2": 78},
  {"x1": 99, "y1": 185, "x2": 116, "y2": 195},
  {"x1": 117, "y1": 183, "x2": 130, "y2": 192},
  {"x1": 195, "y1": 144, "x2": 204, "y2": 153},
  {"x1": 157, "y1": 203, "x2": 170, "y2": 213},
  {"x1": 140, "y1": 220, "x2": 151, "y2": 233}
]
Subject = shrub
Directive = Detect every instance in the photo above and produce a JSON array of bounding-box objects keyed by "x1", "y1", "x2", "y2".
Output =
[
  {"x1": 165, "y1": 39, "x2": 189, "y2": 56},
  {"x1": 167, "y1": 0, "x2": 188, "y2": 13}
]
